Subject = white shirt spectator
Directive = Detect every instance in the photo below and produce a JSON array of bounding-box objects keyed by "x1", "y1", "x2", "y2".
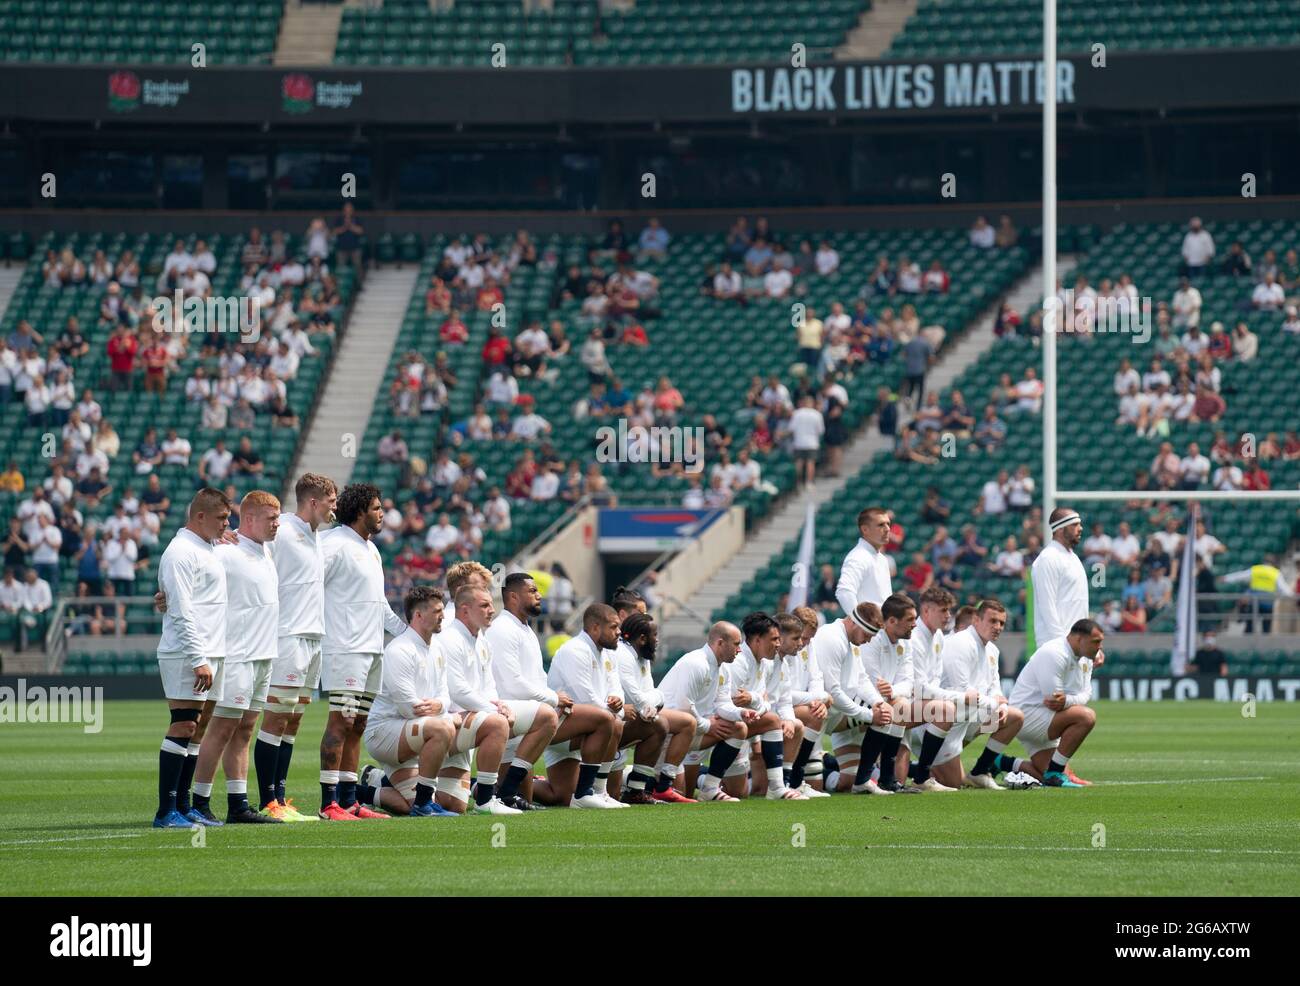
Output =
[
  {"x1": 425, "y1": 522, "x2": 459, "y2": 554},
  {"x1": 1252, "y1": 280, "x2": 1285, "y2": 310},
  {"x1": 201, "y1": 446, "x2": 233, "y2": 482},
  {"x1": 1179, "y1": 453, "x2": 1210, "y2": 487},
  {"x1": 511, "y1": 412, "x2": 550, "y2": 441},
  {"x1": 1172, "y1": 285, "x2": 1202, "y2": 328},
  {"x1": 17, "y1": 496, "x2": 56, "y2": 542},
  {"x1": 980, "y1": 479, "x2": 1007, "y2": 515},
  {"x1": 31, "y1": 522, "x2": 61, "y2": 565},
  {"x1": 1110, "y1": 532, "x2": 1140, "y2": 566},
  {"x1": 486, "y1": 372, "x2": 518, "y2": 406},
  {"x1": 20, "y1": 577, "x2": 53, "y2": 613},
  {"x1": 161, "y1": 435, "x2": 192, "y2": 465},
  {"x1": 104, "y1": 536, "x2": 139, "y2": 581},
  {"x1": 1113, "y1": 366, "x2": 1140, "y2": 396},
  {"x1": 814, "y1": 246, "x2": 840, "y2": 276},
  {"x1": 530, "y1": 469, "x2": 559, "y2": 501},
  {"x1": 788, "y1": 406, "x2": 824, "y2": 451},
  {"x1": 1212, "y1": 464, "x2": 1243, "y2": 491},
  {"x1": 76, "y1": 449, "x2": 109, "y2": 480},
  {"x1": 763, "y1": 268, "x2": 793, "y2": 298},
  {"x1": 1082, "y1": 533, "x2": 1112, "y2": 567},
  {"x1": 1181, "y1": 227, "x2": 1215, "y2": 268}
]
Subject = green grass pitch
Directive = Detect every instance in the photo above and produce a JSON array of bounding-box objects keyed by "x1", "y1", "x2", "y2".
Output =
[{"x1": 2, "y1": 700, "x2": 1298, "y2": 896}]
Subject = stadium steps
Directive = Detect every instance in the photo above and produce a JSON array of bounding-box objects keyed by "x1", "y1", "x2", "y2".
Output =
[
  {"x1": 291, "y1": 265, "x2": 419, "y2": 494},
  {"x1": 0, "y1": 265, "x2": 25, "y2": 323},
  {"x1": 837, "y1": 0, "x2": 918, "y2": 59},
  {"x1": 274, "y1": 0, "x2": 345, "y2": 66}
]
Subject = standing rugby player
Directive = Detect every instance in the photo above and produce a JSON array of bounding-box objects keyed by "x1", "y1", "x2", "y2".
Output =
[
  {"x1": 318, "y1": 483, "x2": 406, "y2": 820},
  {"x1": 835, "y1": 507, "x2": 893, "y2": 615},
  {"x1": 152, "y1": 488, "x2": 231, "y2": 828},
  {"x1": 255, "y1": 472, "x2": 335, "y2": 820}
]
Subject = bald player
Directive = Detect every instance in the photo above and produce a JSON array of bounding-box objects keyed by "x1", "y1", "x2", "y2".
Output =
[
  {"x1": 1030, "y1": 505, "x2": 1094, "y2": 784},
  {"x1": 836, "y1": 506, "x2": 893, "y2": 616},
  {"x1": 1007, "y1": 619, "x2": 1104, "y2": 787},
  {"x1": 658, "y1": 621, "x2": 757, "y2": 802}
]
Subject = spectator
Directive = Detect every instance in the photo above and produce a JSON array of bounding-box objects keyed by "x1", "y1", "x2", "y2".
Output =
[
  {"x1": 903, "y1": 551, "x2": 934, "y2": 594},
  {"x1": 920, "y1": 486, "x2": 951, "y2": 524},
  {"x1": 30, "y1": 512, "x2": 61, "y2": 588},
  {"x1": 1178, "y1": 441, "x2": 1211, "y2": 490},
  {"x1": 104, "y1": 528, "x2": 138, "y2": 598},
  {"x1": 1191, "y1": 384, "x2": 1226, "y2": 423},
  {"x1": 969, "y1": 216, "x2": 996, "y2": 249},
  {"x1": 18, "y1": 568, "x2": 53, "y2": 647},
  {"x1": 970, "y1": 404, "x2": 1007, "y2": 455},
  {"x1": 1243, "y1": 460, "x2": 1271, "y2": 491},
  {"x1": 1222, "y1": 240, "x2": 1253, "y2": 278},
  {"x1": 377, "y1": 430, "x2": 409, "y2": 465},
  {"x1": 989, "y1": 536, "x2": 1024, "y2": 578},
  {"x1": 1251, "y1": 272, "x2": 1285, "y2": 311},
  {"x1": 1190, "y1": 632, "x2": 1229, "y2": 676},
  {"x1": 994, "y1": 214, "x2": 1018, "y2": 249},
  {"x1": 975, "y1": 469, "x2": 1009, "y2": 516},
  {"x1": 1232, "y1": 320, "x2": 1258, "y2": 361},
  {"x1": 1143, "y1": 566, "x2": 1173, "y2": 613},
  {"x1": 636, "y1": 218, "x2": 670, "y2": 263},
  {"x1": 510, "y1": 397, "x2": 552, "y2": 442},
  {"x1": 530, "y1": 463, "x2": 559, "y2": 502},
  {"x1": 105, "y1": 326, "x2": 138, "y2": 391},
  {"x1": 1180, "y1": 217, "x2": 1215, "y2": 278},
  {"x1": 482, "y1": 486, "x2": 512, "y2": 533},
  {"x1": 1006, "y1": 465, "x2": 1035, "y2": 512},
  {"x1": 580, "y1": 328, "x2": 610, "y2": 383},
  {"x1": 796, "y1": 307, "x2": 823, "y2": 369},
  {"x1": 1110, "y1": 521, "x2": 1141, "y2": 567},
  {"x1": 900, "y1": 332, "x2": 934, "y2": 406},
  {"x1": 1082, "y1": 523, "x2": 1112, "y2": 568},
  {"x1": 1119, "y1": 595, "x2": 1147, "y2": 632},
  {"x1": 926, "y1": 525, "x2": 958, "y2": 568},
  {"x1": 233, "y1": 436, "x2": 263, "y2": 477},
  {"x1": 788, "y1": 394, "x2": 824, "y2": 488},
  {"x1": 161, "y1": 428, "x2": 191, "y2": 466},
  {"x1": 332, "y1": 202, "x2": 365, "y2": 277},
  {"x1": 0, "y1": 460, "x2": 23, "y2": 494},
  {"x1": 198, "y1": 438, "x2": 233, "y2": 486},
  {"x1": 1171, "y1": 276, "x2": 1202, "y2": 329}
]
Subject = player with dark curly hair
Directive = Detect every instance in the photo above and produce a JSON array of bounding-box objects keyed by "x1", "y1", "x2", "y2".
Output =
[{"x1": 317, "y1": 482, "x2": 407, "y2": 819}]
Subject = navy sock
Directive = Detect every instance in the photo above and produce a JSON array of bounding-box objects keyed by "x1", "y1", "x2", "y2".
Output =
[
  {"x1": 1048, "y1": 753, "x2": 1069, "y2": 773},
  {"x1": 707, "y1": 741, "x2": 741, "y2": 779},
  {"x1": 760, "y1": 739, "x2": 784, "y2": 770},
  {"x1": 357, "y1": 783, "x2": 378, "y2": 806},
  {"x1": 995, "y1": 753, "x2": 1020, "y2": 774},
  {"x1": 157, "y1": 741, "x2": 187, "y2": 818},
  {"x1": 254, "y1": 739, "x2": 280, "y2": 808},
  {"x1": 275, "y1": 739, "x2": 295, "y2": 804},
  {"x1": 972, "y1": 746, "x2": 999, "y2": 776},
  {"x1": 193, "y1": 790, "x2": 211, "y2": 813},
  {"x1": 337, "y1": 779, "x2": 357, "y2": 808},
  {"x1": 320, "y1": 782, "x2": 338, "y2": 811},
  {"x1": 227, "y1": 791, "x2": 249, "y2": 815},
  {"x1": 789, "y1": 737, "x2": 816, "y2": 789},
  {"x1": 878, "y1": 735, "x2": 902, "y2": 783},
  {"x1": 176, "y1": 750, "x2": 198, "y2": 813},
  {"x1": 497, "y1": 763, "x2": 529, "y2": 801},
  {"x1": 914, "y1": 729, "x2": 946, "y2": 782},
  {"x1": 414, "y1": 782, "x2": 435, "y2": 808},
  {"x1": 654, "y1": 772, "x2": 674, "y2": 793},
  {"x1": 856, "y1": 730, "x2": 887, "y2": 785},
  {"x1": 575, "y1": 762, "x2": 600, "y2": 798},
  {"x1": 823, "y1": 753, "x2": 839, "y2": 775}
]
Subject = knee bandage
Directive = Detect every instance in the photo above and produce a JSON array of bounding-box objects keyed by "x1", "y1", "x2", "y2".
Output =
[
  {"x1": 436, "y1": 775, "x2": 470, "y2": 804},
  {"x1": 329, "y1": 690, "x2": 365, "y2": 715},
  {"x1": 266, "y1": 686, "x2": 300, "y2": 708}
]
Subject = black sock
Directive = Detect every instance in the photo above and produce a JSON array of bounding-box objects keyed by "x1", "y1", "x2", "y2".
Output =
[
  {"x1": 193, "y1": 790, "x2": 211, "y2": 813},
  {"x1": 878, "y1": 735, "x2": 902, "y2": 784},
  {"x1": 357, "y1": 783, "x2": 378, "y2": 806},
  {"x1": 654, "y1": 772, "x2": 674, "y2": 793},
  {"x1": 789, "y1": 737, "x2": 816, "y2": 789},
  {"x1": 473, "y1": 778, "x2": 496, "y2": 807},
  {"x1": 176, "y1": 749, "x2": 198, "y2": 813},
  {"x1": 706, "y1": 741, "x2": 741, "y2": 779},
  {"x1": 320, "y1": 782, "x2": 338, "y2": 812},
  {"x1": 497, "y1": 763, "x2": 529, "y2": 802},
  {"x1": 856, "y1": 730, "x2": 888, "y2": 785},
  {"x1": 995, "y1": 753, "x2": 1020, "y2": 774},
  {"x1": 337, "y1": 779, "x2": 357, "y2": 808},
  {"x1": 972, "y1": 746, "x2": 999, "y2": 776},
  {"x1": 1048, "y1": 753, "x2": 1069, "y2": 773},
  {"x1": 414, "y1": 781, "x2": 435, "y2": 807},
  {"x1": 760, "y1": 739, "x2": 783, "y2": 770},
  {"x1": 227, "y1": 791, "x2": 249, "y2": 815},
  {"x1": 823, "y1": 753, "x2": 839, "y2": 775},
  {"x1": 254, "y1": 738, "x2": 280, "y2": 808},
  {"x1": 575, "y1": 762, "x2": 600, "y2": 798},
  {"x1": 914, "y1": 729, "x2": 945, "y2": 783},
  {"x1": 157, "y1": 740, "x2": 187, "y2": 818},
  {"x1": 275, "y1": 737, "x2": 295, "y2": 804}
]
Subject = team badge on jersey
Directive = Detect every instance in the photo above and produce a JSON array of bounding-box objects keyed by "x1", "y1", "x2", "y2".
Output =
[
  {"x1": 718, "y1": 673, "x2": 726, "y2": 686},
  {"x1": 604, "y1": 659, "x2": 613, "y2": 672},
  {"x1": 896, "y1": 643, "x2": 904, "y2": 657}
]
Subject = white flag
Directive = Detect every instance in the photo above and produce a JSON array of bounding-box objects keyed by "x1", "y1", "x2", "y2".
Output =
[
  {"x1": 1171, "y1": 504, "x2": 1199, "y2": 674},
  {"x1": 788, "y1": 500, "x2": 816, "y2": 610}
]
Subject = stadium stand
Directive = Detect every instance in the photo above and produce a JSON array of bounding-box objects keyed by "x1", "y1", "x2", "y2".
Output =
[
  {"x1": 713, "y1": 218, "x2": 1300, "y2": 662},
  {"x1": 335, "y1": 0, "x2": 868, "y2": 67},
  {"x1": 887, "y1": 0, "x2": 1300, "y2": 57},
  {"x1": 1, "y1": 227, "x2": 352, "y2": 652},
  {"x1": 0, "y1": 0, "x2": 283, "y2": 65},
  {"x1": 348, "y1": 221, "x2": 1028, "y2": 604}
]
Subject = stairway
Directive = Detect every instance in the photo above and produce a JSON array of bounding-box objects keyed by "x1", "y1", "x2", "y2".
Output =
[
  {"x1": 659, "y1": 255, "x2": 1073, "y2": 651},
  {"x1": 0, "y1": 264, "x2": 26, "y2": 321},
  {"x1": 836, "y1": 0, "x2": 919, "y2": 60},
  {"x1": 288, "y1": 266, "x2": 418, "y2": 498},
  {"x1": 274, "y1": 1, "x2": 345, "y2": 66}
]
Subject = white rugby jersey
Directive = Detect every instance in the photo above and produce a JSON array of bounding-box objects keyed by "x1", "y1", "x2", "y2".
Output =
[
  {"x1": 835, "y1": 537, "x2": 892, "y2": 615},
  {"x1": 613, "y1": 637, "x2": 664, "y2": 715},
  {"x1": 442, "y1": 617, "x2": 498, "y2": 714},
  {"x1": 728, "y1": 642, "x2": 772, "y2": 715},
  {"x1": 271, "y1": 511, "x2": 324, "y2": 639},
  {"x1": 321, "y1": 524, "x2": 405, "y2": 657},
  {"x1": 484, "y1": 610, "x2": 559, "y2": 706},
  {"x1": 550, "y1": 631, "x2": 619, "y2": 709},
  {"x1": 1031, "y1": 539, "x2": 1090, "y2": 645},
  {"x1": 784, "y1": 645, "x2": 827, "y2": 707},
  {"x1": 763, "y1": 651, "x2": 796, "y2": 721},
  {"x1": 860, "y1": 629, "x2": 914, "y2": 701},
  {"x1": 659, "y1": 642, "x2": 744, "y2": 729},
  {"x1": 1009, "y1": 636, "x2": 1093, "y2": 710},
  {"x1": 910, "y1": 621, "x2": 963, "y2": 703},
  {"x1": 370, "y1": 627, "x2": 450, "y2": 725},
  {"x1": 808, "y1": 619, "x2": 875, "y2": 720},
  {"x1": 940, "y1": 625, "x2": 1002, "y2": 700},
  {"x1": 216, "y1": 533, "x2": 278, "y2": 664},
  {"x1": 157, "y1": 527, "x2": 227, "y2": 668}
]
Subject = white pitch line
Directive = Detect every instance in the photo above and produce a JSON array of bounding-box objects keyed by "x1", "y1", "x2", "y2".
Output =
[
  {"x1": 0, "y1": 832, "x2": 147, "y2": 848},
  {"x1": 1092, "y1": 775, "x2": 1267, "y2": 786}
]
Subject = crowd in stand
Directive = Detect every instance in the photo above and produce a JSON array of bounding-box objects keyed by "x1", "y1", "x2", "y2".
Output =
[{"x1": 1, "y1": 218, "x2": 350, "y2": 649}]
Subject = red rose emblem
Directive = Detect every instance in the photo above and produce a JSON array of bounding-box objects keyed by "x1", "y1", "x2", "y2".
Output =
[
  {"x1": 108, "y1": 71, "x2": 140, "y2": 112},
  {"x1": 282, "y1": 73, "x2": 314, "y2": 113}
]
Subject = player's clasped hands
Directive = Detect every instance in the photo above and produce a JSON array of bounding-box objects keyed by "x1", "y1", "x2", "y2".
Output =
[
  {"x1": 876, "y1": 677, "x2": 893, "y2": 700},
  {"x1": 607, "y1": 694, "x2": 623, "y2": 714},
  {"x1": 871, "y1": 702, "x2": 893, "y2": 726},
  {"x1": 412, "y1": 698, "x2": 442, "y2": 717},
  {"x1": 1044, "y1": 691, "x2": 1067, "y2": 713}
]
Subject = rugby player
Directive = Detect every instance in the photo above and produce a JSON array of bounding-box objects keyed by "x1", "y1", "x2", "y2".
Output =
[
  {"x1": 784, "y1": 607, "x2": 831, "y2": 795},
  {"x1": 726, "y1": 612, "x2": 806, "y2": 799},
  {"x1": 151, "y1": 488, "x2": 230, "y2": 828},
  {"x1": 318, "y1": 483, "x2": 406, "y2": 820},
  {"x1": 835, "y1": 506, "x2": 893, "y2": 615},
  {"x1": 1007, "y1": 619, "x2": 1104, "y2": 787},
  {"x1": 897, "y1": 587, "x2": 963, "y2": 792}
]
